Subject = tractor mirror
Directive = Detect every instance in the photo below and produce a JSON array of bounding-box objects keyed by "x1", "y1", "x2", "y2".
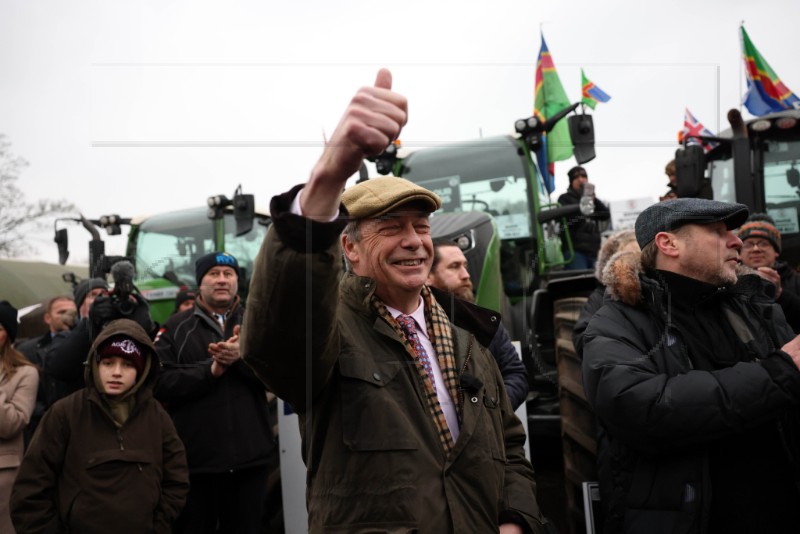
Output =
[
  {"x1": 675, "y1": 145, "x2": 706, "y2": 197},
  {"x1": 54, "y1": 228, "x2": 69, "y2": 265}
]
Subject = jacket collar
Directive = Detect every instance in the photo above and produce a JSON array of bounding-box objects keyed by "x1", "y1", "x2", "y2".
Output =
[{"x1": 602, "y1": 250, "x2": 774, "y2": 309}]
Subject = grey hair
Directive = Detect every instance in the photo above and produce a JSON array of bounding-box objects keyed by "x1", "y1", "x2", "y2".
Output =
[{"x1": 341, "y1": 220, "x2": 363, "y2": 273}]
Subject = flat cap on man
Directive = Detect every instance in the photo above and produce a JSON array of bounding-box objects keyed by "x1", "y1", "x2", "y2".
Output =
[
  {"x1": 341, "y1": 177, "x2": 441, "y2": 220},
  {"x1": 635, "y1": 198, "x2": 749, "y2": 248}
]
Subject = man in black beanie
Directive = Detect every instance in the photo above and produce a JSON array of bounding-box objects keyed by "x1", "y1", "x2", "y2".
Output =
[
  {"x1": 73, "y1": 278, "x2": 108, "y2": 319},
  {"x1": 557, "y1": 166, "x2": 610, "y2": 270},
  {"x1": 154, "y1": 251, "x2": 276, "y2": 533}
]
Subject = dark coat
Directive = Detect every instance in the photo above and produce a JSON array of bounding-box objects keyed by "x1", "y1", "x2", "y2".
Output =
[
  {"x1": 153, "y1": 300, "x2": 276, "y2": 474},
  {"x1": 557, "y1": 187, "x2": 610, "y2": 257},
  {"x1": 429, "y1": 286, "x2": 529, "y2": 409},
  {"x1": 41, "y1": 319, "x2": 94, "y2": 402},
  {"x1": 241, "y1": 186, "x2": 546, "y2": 534},
  {"x1": 16, "y1": 332, "x2": 67, "y2": 443},
  {"x1": 582, "y1": 252, "x2": 800, "y2": 533},
  {"x1": 572, "y1": 283, "x2": 604, "y2": 358},
  {"x1": 774, "y1": 261, "x2": 800, "y2": 332},
  {"x1": 11, "y1": 319, "x2": 189, "y2": 534}
]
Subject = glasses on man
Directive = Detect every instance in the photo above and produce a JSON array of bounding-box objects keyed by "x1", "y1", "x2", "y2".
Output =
[{"x1": 741, "y1": 239, "x2": 774, "y2": 251}]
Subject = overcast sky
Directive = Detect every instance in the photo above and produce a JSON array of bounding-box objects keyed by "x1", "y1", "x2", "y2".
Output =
[{"x1": 3, "y1": 0, "x2": 799, "y2": 263}]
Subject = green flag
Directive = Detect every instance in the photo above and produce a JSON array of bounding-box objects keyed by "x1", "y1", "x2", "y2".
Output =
[{"x1": 534, "y1": 33, "x2": 573, "y2": 162}]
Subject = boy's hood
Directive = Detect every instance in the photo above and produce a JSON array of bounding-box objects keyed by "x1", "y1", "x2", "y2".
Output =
[{"x1": 85, "y1": 319, "x2": 159, "y2": 392}]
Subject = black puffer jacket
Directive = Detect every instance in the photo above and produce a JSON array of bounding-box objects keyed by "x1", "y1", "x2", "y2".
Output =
[
  {"x1": 582, "y1": 253, "x2": 800, "y2": 533},
  {"x1": 154, "y1": 300, "x2": 276, "y2": 474}
]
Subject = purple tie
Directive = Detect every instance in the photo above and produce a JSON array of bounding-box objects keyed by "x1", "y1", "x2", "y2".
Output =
[{"x1": 397, "y1": 315, "x2": 435, "y2": 390}]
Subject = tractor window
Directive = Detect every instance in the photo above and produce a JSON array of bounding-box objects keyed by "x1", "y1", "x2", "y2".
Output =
[
  {"x1": 222, "y1": 215, "x2": 270, "y2": 282},
  {"x1": 133, "y1": 209, "x2": 214, "y2": 286},
  {"x1": 763, "y1": 139, "x2": 800, "y2": 235},
  {"x1": 416, "y1": 175, "x2": 531, "y2": 239},
  {"x1": 709, "y1": 158, "x2": 736, "y2": 203}
]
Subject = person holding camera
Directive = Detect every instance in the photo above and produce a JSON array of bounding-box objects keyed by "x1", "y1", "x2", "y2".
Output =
[
  {"x1": 42, "y1": 272, "x2": 155, "y2": 410},
  {"x1": 154, "y1": 252, "x2": 277, "y2": 534}
]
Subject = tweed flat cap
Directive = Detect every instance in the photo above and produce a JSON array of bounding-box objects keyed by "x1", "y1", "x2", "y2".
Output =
[
  {"x1": 635, "y1": 198, "x2": 749, "y2": 248},
  {"x1": 341, "y1": 177, "x2": 441, "y2": 220}
]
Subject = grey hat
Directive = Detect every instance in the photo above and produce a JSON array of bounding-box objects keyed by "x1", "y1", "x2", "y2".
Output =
[{"x1": 635, "y1": 198, "x2": 749, "y2": 248}]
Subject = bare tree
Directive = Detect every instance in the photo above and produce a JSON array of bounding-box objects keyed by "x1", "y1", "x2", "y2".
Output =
[{"x1": 0, "y1": 135, "x2": 75, "y2": 257}]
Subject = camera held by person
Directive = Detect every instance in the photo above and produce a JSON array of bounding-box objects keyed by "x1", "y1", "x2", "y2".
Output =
[{"x1": 89, "y1": 259, "x2": 155, "y2": 339}]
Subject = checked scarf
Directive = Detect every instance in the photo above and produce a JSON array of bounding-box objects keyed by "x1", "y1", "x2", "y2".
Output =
[{"x1": 372, "y1": 286, "x2": 461, "y2": 455}]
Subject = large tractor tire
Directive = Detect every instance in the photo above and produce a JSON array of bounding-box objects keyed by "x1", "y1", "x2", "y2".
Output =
[{"x1": 553, "y1": 296, "x2": 598, "y2": 534}]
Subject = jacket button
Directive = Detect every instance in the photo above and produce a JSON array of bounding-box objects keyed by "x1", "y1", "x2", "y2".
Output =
[
  {"x1": 471, "y1": 396, "x2": 479, "y2": 404},
  {"x1": 373, "y1": 372, "x2": 382, "y2": 381},
  {"x1": 490, "y1": 315, "x2": 498, "y2": 323}
]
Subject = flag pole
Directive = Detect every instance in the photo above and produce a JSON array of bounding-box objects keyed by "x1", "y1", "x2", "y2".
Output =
[{"x1": 738, "y1": 21, "x2": 745, "y2": 113}]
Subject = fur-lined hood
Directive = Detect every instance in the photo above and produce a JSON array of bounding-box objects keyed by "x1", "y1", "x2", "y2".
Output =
[{"x1": 601, "y1": 250, "x2": 769, "y2": 307}]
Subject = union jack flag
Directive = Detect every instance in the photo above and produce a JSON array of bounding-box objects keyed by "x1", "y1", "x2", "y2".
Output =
[{"x1": 681, "y1": 108, "x2": 718, "y2": 153}]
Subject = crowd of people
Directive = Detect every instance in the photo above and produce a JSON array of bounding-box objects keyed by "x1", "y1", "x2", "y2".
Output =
[{"x1": 0, "y1": 68, "x2": 799, "y2": 534}]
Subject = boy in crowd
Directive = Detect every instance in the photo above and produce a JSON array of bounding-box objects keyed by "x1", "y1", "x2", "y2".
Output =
[{"x1": 11, "y1": 319, "x2": 189, "y2": 534}]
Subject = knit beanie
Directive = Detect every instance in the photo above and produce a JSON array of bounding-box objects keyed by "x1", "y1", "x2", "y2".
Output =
[
  {"x1": 96, "y1": 334, "x2": 146, "y2": 377},
  {"x1": 567, "y1": 166, "x2": 588, "y2": 183},
  {"x1": 0, "y1": 301, "x2": 18, "y2": 343},
  {"x1": 195, "y1": 252, "x2": 240, "y2": 286},
  {"x1": 737, "y1": 213, "x2": 781, "y2": 253},
  {"x1": 73, "y1": 278, "x2": 109, "y2": 311},
  {"x1": 174, "y1": 286, "x2": 197, "y2": 311}
]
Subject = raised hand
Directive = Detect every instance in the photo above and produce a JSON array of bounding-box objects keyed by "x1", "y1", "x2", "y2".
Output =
[{"x1": 302, "y1": 68, "x2": 408, "y2": 220}]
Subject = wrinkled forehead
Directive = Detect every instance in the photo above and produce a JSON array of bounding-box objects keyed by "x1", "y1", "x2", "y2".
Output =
[{"x1": 203, "y1": 265, "x2": 238, "y2": 277}]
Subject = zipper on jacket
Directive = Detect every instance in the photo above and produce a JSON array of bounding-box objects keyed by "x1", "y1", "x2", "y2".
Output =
[{"x1": 116, "y1": 430, "x2": 125, "y2": 451}]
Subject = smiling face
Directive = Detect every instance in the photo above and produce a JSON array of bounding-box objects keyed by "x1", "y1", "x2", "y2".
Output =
[
  {"x1": 675, "y1": 222, "x2": 743, "y2": 286},
  {"x1": 98, "y1": 356, "x2": 138, "y2": 397},
  {"x1": 343, "y1": 206, "x2": 433, "y2": 313},
  {"x1": 199, "y1": 266, "x2": 238, "y2": 313},
  {"x1": 740, "y1": 237, "x2": 779, "y2": 269}
]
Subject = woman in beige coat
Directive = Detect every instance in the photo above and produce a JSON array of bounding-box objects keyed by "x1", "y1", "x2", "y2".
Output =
[{"x1": 0, "y1": 301, "x2": 38, "y2": 534}]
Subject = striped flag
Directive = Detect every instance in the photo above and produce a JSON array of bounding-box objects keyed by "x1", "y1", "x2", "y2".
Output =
[
  {"x1": 681, "y1": 108, "x2": 718, "y2": 153},
  {"x1": 534, "y1": 32, "x2": 573, "y2": 194},
  {"x1": 581, "y1": 69, "x2": 611, "y2": 110},
  {"x1": 741, "y1": 25, "x2": 799, "y2": 116}
]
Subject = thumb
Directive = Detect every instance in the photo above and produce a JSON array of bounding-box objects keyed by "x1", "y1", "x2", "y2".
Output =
[
  {"x1": 374, "y1": 68, "x2": 392, "y2": 90},
  {"x1": 233, "y1": 324, "x2": 241, "y2": 337}
]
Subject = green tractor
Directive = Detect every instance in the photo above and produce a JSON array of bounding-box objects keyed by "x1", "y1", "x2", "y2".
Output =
[
  {"x1": 55, "y1": 186, "x2": 270, "y2": 325},
  {"x1": 676, "y1": 108, "x2": 800, "y2": 266}
]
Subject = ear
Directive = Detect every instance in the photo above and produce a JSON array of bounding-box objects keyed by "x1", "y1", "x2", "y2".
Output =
[
  {"x1": 654, "y1": 231, "x2": 680, "y2": 258},
  {"x1": 44, "y1": 313, "x2": 53, "y2": 327},
  {"x1": 341, "y1": 234, "x2": 358, "y2": 265},
  {"x1": 426, "y1": 270, "x2": 436, "y2": 285}
]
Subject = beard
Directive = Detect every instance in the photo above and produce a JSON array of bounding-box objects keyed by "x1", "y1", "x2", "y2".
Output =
[{"x1": 453, "y1": 285, "x2": 475, "y2": 303}]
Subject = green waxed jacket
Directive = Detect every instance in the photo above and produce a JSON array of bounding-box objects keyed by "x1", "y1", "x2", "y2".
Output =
[{"x1": 241, "y1": 186, "x2": 546, "y2": 534}]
